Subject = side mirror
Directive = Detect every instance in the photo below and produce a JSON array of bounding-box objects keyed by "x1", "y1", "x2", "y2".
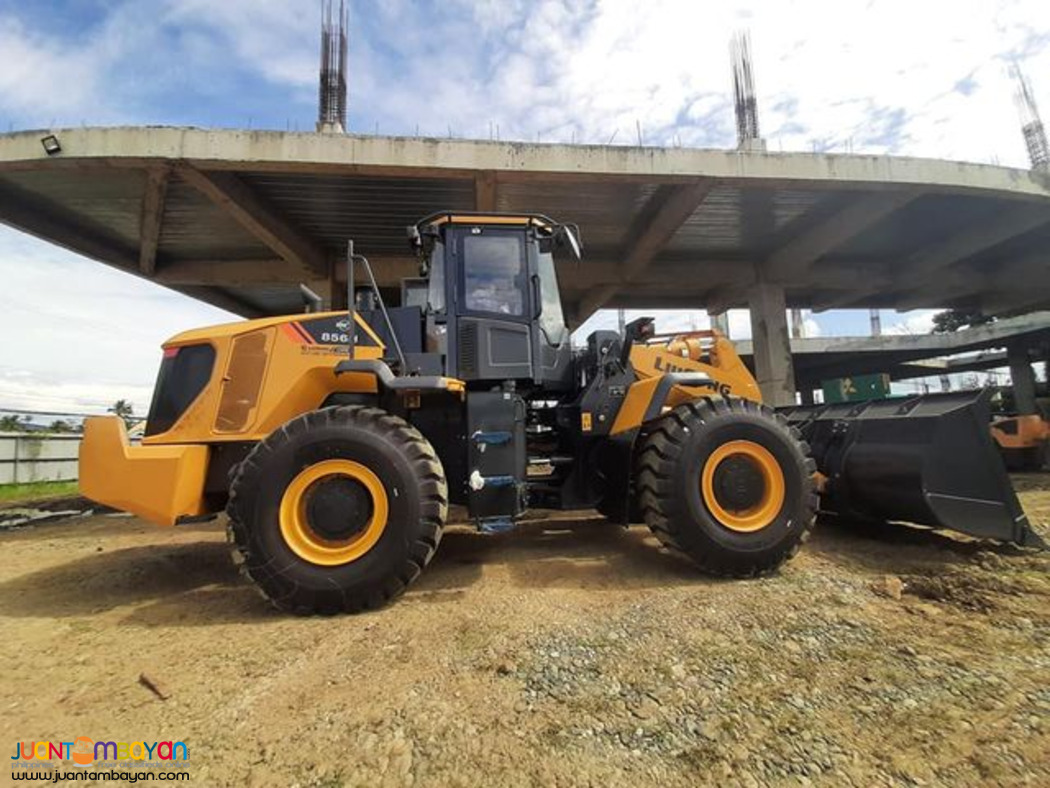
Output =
[
  {"x1": 406, "y1": 225, "x2": 422, "y2": 254},
  {"x1": 556, "y1": 224, "x2": 583, "y2": 259}
]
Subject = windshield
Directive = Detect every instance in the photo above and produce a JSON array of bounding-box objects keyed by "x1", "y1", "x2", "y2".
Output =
[{"x1": 463, "y1": 233, "x2": 526, "y2": 316}]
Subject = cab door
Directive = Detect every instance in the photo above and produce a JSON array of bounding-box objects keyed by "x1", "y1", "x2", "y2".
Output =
[{"x1": 451, "y1": 225, "x2": 534, "y2": 382}]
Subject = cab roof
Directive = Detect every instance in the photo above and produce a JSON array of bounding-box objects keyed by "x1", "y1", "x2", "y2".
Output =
[{"x1": 417, "y1": 211, "x2": 555, "y2": 231}]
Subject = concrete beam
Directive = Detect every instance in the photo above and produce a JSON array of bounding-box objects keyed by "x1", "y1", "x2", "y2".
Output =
[
  {"x1": 158, "y1": 254, "x2": 757, "y2": 293},
  {"x1": 908, "y1": 204, "x2": 1050, "y2": 281},
  {"x1": 5, "y1": 127, "x2": 1050, "y2": 202},
  {"x1": 157, "y1": 259, "x2": 299, "y2": 285},
  {"x1": 475, "y1": 170, "x2": 498, "y2": 211},
  {"x1": 177, "y1": 285, "x2": 266, "y2": 319},
  {"x1": 882, "y1": 255, "x2": 1050, "y2": 312},
  {"x1": 621, "y1": 182, "x2": 717, "y2": 281},
  {"x1": 0, "y1": 181, "x2": 138, "y2": 270},
  {"x1": 138, "y1": 167, "x2": 170, "y2": 275},
  {"x1": 817, "y1": 205, "x2": 1050, "y2": 311},
  {"x1": 704, "y1": 284, "x2": 749, "y2": 315},
  {"x1": 563, "y1": 261, "x2": 753, "y2": 294},
  {"x1": 982, "y1": 291, "x2": 1050, "y2": 316},
  {"x1": 579, "y1": 180, "x2": 715, "y2": 317},
  {"x1": 765, "y1": 191, "x2": 919, "y2": 280},
  {"x1": 748, "y1": 280, "x2": 796, "y2": 406},
  {"x1": 178, "y1": 165, "x2": 326, "y2": 277},
  {"x1": 604, "y1": 292, "x2": 724, "y2": 310},
  {"x1": 0, "y1": 177, "x2": 273, "y2": 319}
]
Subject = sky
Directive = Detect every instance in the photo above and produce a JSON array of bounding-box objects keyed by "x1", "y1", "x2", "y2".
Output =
[{"x1": 0, "y1": 0, "x2": 1047, "y2": 414}]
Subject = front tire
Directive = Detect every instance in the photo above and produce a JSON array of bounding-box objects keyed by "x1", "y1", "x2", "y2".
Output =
[
  {"x1": 227, "y1": 406, "x2": 447, "y2": 614},
  {"x1": 636, "y1": 397, "x2": 817, "y2": 577}
]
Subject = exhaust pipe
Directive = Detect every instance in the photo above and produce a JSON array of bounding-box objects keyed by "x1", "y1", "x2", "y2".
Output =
[{"x1": 781, "y1": 390, "x2": 1046, "y2": 548}]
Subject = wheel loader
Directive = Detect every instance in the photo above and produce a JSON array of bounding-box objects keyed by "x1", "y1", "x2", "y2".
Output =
[{"x1": 79, "y1": 212, "x2": 1043, "y2": 614}]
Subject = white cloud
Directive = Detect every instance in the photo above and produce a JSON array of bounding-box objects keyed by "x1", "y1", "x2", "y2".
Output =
[
  {"x1": 802, "y1": 314, "x2": 822, "y2": 338},
  {"x1": 344, "y1": 0, "x2": 1049, "y2": 167},
  {"x1": 0, "y1": 16, "x2": 107, "y2": 120},
  {"x1": 163, "y1": 0, "x2": 318, "y2": 90},
  {"x1": 0, "y1": 228, "x2": 235, "y2": 414},
  {"x1": 4, "y1": 0, "x2": 1045, "y2": 161},
  {"x1": 885, "y1": 309, "x2": 939, "y2": 336}
]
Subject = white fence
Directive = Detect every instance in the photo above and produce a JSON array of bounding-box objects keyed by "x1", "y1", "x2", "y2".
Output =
[{"x1": 0, "y1": 433, "x2": 81, "y2": 484}]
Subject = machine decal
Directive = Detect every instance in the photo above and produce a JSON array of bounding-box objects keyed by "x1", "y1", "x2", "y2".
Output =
[
  {"x1": 691, "y1": 379, "x2": 733, "y2": 397},
  {"x1": 299, "y1": 315, "x2": 379, "y2": 347}
]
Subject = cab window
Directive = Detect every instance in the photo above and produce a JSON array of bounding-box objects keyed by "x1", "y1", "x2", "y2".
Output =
[
  {"x1": 463, "y1": 233, "x2": 525, "y2": 316},
  {"x1": 536, "y1": 250, "x2": 566, "y2": 343},
  {"x1": 425, "y1": 239, "x2": 446, "y2": 312}
]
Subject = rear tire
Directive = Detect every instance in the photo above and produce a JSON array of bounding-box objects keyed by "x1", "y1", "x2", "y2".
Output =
[
  {"x1": 227, "y1": 406, "x2": 447, "y2": 614},
  {"x1": 636, "y1": 397, "x2": 817, "y2": 577}
]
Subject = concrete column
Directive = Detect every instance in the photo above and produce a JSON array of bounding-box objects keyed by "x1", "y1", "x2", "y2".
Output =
[
  {"x1": 748, "y1": 281, "x2": 796, "y2": 407},
  {"x1": 1008, "y1": 343, "x2": 1038, "y2": 415},
  {"x1": 708, "y1": 310, "x2": 730, "y2": 337}
]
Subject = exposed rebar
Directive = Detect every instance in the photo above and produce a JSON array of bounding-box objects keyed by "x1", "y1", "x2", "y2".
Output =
[
  {"x1": 1012, "y1": 64, "x2": 1048, "y2": 170},
  {"x1": 731, "y1": 31, "x2": 760, "y2": 147},
  {"x1": 318, "y1": 0, "x2": 349, "y2": 133}
]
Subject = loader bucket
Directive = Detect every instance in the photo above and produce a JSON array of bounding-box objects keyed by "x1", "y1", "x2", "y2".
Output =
[{"x1": 781, "y1": 390, "x2": 1045, "y2": 548}]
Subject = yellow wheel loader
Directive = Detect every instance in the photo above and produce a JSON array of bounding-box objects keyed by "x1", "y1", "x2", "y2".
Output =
[{"x1": 79, "y1": 212, "x2": 1042, "y2": 614}]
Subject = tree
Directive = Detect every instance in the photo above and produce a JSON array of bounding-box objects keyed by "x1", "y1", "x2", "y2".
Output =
[
  {"x1": 48, "y1": 419, "x2": 74, "y2": 433},
  {"x1": 932, "y1": 309, "x2": 995, "y2": 334},
  {"x1": 108, "y1": 399, "x2": 134, "y2": 425},
  {"x1": 0, "y1": 414, "x2": 30, "y2": 432}
]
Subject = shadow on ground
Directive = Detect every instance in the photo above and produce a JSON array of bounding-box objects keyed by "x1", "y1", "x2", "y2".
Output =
[
  {"x1": 0, "y1": 517, "x2": 707, "y2": 625},
  {"x1": 2, "y1": 505, "x2": 1043, "y2": 626},
  {"x1": 411, "y1": 518, "x2": 709, "y2": 596},
  {"x1": 806, "y1": 513, "x2": 1040, "y2": 576}
]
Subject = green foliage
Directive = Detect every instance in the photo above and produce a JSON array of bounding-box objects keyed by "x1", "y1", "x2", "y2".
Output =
[
  {"x1": 47, "y1": 419, "x2": 75, "y2": 433},
  {"x1": 0, "y1": 414, "x2": 31, "y2": 432},
  {"x1": 108, "y1": 399, "x2": 135, "y2": 424},
  {"x1": 0, "y1": 480, "x2": 79, "y2": 504},
  {"x1": 932, "y1": 309, "x2": 995, "y2": 334}
]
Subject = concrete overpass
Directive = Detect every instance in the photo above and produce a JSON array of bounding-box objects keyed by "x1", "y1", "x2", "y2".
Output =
[
  {"x1": 735, "y1": 311, "x2": 1050, "y2": 404},
  {"x1": 2, "y1": 126, "x2": 1050, "y2": 405}
]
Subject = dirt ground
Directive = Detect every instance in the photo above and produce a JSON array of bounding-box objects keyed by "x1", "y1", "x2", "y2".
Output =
[{"x1": 2, "y1": 478, "x2": 1049, "y2": 787}]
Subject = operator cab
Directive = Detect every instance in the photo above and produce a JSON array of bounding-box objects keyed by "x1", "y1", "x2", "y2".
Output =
[{"x1": 409, "y1": 213, "x2": 580, "y2": 391}]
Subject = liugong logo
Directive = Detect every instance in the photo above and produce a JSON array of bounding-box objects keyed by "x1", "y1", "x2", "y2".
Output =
[{"x1": 12, "y1": 737, "x2": 188, "y2": 766}]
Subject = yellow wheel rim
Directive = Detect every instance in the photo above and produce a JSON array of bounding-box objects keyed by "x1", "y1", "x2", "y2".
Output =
[
  {"x1": 279, "y1": 459, "x2": 388, "y2": 566},
  {"x1": 700, "y1": 440, "x2": 786, "y2": 533}
]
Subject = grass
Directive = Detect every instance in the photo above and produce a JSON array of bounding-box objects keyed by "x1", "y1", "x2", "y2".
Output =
[{"x1": 0, "y1": 480, "x2": 79, "y2": 506}]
